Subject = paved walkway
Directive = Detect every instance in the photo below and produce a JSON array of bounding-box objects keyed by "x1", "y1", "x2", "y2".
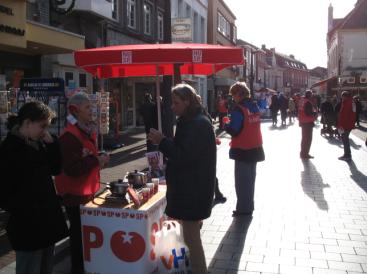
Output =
[{"x1": 1, "y1": 121, "x2": 367, "y2": 274}]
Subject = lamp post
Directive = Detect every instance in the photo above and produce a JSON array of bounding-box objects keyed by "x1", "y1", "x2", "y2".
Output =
[{"x1": 249, "y1": 49, "x2": 257, "y2": 98}]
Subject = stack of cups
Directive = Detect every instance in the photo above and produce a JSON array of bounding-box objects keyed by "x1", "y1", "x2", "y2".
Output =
[
  {"x1": 141, "y1": 188, "x2": 150, "y2": 203},
  {"x1": 151, "y1": 178, "x2": 159, "y2": 194},
  {"x1": 146, "y1": 183, "x2": 154, "y2": 196}
]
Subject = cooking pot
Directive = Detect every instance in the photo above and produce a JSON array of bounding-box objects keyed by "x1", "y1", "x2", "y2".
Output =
[
  {"x1": 106, "y1": 179, "x2": 129, "y2": 196},
  {"x1": 126, "y1": 170, "x2": 148, "y2": 188}
]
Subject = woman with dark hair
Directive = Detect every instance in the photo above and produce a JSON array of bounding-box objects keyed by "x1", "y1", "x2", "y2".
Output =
[
  {"x1": 0, "y1": 101, "x2": 68, "y2": 274},
  {"x1": 149, "y1": 84, "x2": 216, "y2": 274}
]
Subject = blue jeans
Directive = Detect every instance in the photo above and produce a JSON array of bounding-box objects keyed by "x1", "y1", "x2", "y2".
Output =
[
  {"x1": 16, "y1": 245, "x2": 54, "y2": 274},
  {"x1": 234, "y1": 161, "x2": 257, "y2": 213},
  {"x1": 341, "y1": 130, "x2": 351, "y2": 157}
]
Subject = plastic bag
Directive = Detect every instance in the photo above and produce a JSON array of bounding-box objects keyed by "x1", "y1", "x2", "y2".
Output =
[{"x1": 155, "y1": 220, "x2": 192, "y2": 274}]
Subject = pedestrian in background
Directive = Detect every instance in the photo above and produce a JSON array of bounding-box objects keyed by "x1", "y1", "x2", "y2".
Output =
[
  {"x1": 196, "y1": 94, "x2": 226, "y2": 204},
  {"x1": 353, "y1": 95, "x2": 362, "y2": 127},
  {"x1": 338, "y1": 91, "x2": 356, "y2": 161},
  {"x1": 55, "y1": 92, "x2": 109, "y2": 274},
  {"x1": 0, "y1": 101, "x2": 68, "y2": 274},
  {"x1": 279, "y1": 93, "x2": 289, "y2": 126},
  {"x1": 139, "y1": 93, "x2": 158, "y2": 151},
  {"x1": 149, "y1": 84, "x2": 216, "y2": 274},
  {"x1": 269, "y1": 93, "x2": 279, "y2": 126},
  {"x1": 216, "y1": 94, "x2": 228, "y2": 129},
  {"x1": 298, "y1": 90, "x2": 318, "y2": 159},
  {"x1": 223, "y1": 82, "x2": 265, "y2": 217},
  {"x1": 320, "y1": 97, "x2": 336, "y2": 137},
  {"x1": 288, "y1": 97, "x2": 296, "y2": 124}
]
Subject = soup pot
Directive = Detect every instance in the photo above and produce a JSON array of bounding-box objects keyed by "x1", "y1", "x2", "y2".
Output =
[
  {"x1": 126, "y1": 170, "x2": 148, "y2": 188},
  {"x1": 106, "y1": 179, "x2": 129, "y2": 196}
]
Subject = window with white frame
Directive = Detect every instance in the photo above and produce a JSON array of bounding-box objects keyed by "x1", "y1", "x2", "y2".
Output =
[
  {"x1": 127, "y1": 0, "x2": 136, "y2": 29},
  {"x1": 111, "y1": 0, "x2": 118, "y2": 20},
  {"x1": 225, "y1": 21, "x2": 230, "y2": 38},
  {"x1": 186, "y1": 4, "x2": 191, "y2": 17},
  {"x1": 65, "y1": 72, "x2": 74, "y2": 87},
  {"x1": 232, "y1": 25, "x2": 237, "y2": 43},
  {"x1": 157, "y1": 11, "x2": 164, "y2": 40},
  {"x1": 79, "y1": 73, "x2": 87, "y2": 88},
  {"x1": 217, "y1": 12, "x2": 230, "y2": 38},
  {"x1": 144, "y1": 3, "x2": 152, "y2": 35}
]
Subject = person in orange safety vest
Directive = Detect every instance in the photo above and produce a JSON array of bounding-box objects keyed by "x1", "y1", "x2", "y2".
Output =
[
  {"x1": 223, "y1": 82, "x2": 265, "y2": 217},
  {"x1": 298, "y1": 90, "x2": 318, "y2": 159},
  {"x1": 55, "y1": 92, "x2": 109, "y2": 274}
]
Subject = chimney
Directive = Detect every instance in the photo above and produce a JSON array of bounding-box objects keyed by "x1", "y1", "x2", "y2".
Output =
[
  {"x1": 261, "y1": 44, "x2": 266, "y2": 50},
  {"x1": 328, "y1": 4, "x2": 333, "y2": 31},
  {"x1": 290, "y1": 54, "x2": 295, "y2": 59}
]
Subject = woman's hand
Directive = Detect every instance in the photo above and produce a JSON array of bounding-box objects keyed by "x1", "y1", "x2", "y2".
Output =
[
  {"x1": 148, "y1": 128, "x2": 164, "y2": 145},
  {"x1": 42, "y1": 131, "x2": 54, "y2": 144},
  {"x1": 97, "y1": 153, "x2": 110, "y2": 168}
]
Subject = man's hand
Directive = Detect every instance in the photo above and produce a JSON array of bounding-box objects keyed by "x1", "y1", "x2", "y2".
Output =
[{"x1": 148, "y1": 128, "x2": 164, "y2": 145}]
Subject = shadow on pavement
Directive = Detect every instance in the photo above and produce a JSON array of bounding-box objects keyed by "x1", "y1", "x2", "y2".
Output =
[
  {"x1": 107, "y1": 144, "x2": 147, "y2": 168},
  {"x1": 301, "y1": 160, "x2": 330, "y2": 211},
  {"x1": 356, "y1": 124, "x2": 367, "y2": 132},
  {"x1": 208, "y1": 216, "x2": 252, "y2": 272},
  {"x1": 350, "y1": 138, "x2": 362, "y2": 150},
  {"x1": 326, "y1": 136, "x2": 343, "y2": 148},
  {"x1": 347, "y1": 161, "x2": 367, "y2": 193}
]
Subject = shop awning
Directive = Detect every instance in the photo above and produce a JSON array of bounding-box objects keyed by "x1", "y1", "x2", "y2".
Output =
[
  {"x1": 25, "y1": 21, "x2": 85, "y2": 55},
  {"x1": 310, "y1": 76, "x2": 337, "y2": 89}
]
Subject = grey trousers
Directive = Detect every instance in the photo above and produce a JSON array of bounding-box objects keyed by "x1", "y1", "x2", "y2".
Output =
[
  {"x1": 235, "y1": 161, "x2": 257, "y2": 213},
  {"x1": 16, "y1": 245, "x2": 54, "y2": 274}
]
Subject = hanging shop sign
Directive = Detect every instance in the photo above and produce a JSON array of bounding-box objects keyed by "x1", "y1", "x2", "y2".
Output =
[
  {"x1": 20, "y1": 78, "x2": 65, "y2": 95},
  {"x1": 0, "y1": 1, "x2": 26, "y2": 48},
  {"x1": 171, "y1": 18, "x2": 192, "y2": 42}
]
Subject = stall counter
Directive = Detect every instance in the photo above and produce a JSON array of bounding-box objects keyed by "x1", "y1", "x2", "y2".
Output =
[{"x1": 81, "y1": 189, "x2": 167, "y2": 274}]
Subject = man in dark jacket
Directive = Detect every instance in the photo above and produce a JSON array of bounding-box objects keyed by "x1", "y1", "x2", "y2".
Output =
[
  {"x1": 224, "y1": 82, "x2": 265, "y2": 217},
  {"x1": 149, "y1": 84, "x2": 216, "y2": 274}
]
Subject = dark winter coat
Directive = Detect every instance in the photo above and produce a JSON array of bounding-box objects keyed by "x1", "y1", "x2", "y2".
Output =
[
  {"x1": 0, "y1": 133, "x2": 68, "y2": 251},
  {"x1": 158, "y1": 109, "x2": 216, "y2": 220}
]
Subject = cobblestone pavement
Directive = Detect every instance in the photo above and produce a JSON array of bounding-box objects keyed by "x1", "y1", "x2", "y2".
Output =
[{"x1": 1, "y1": 121, "x2": 367, "y2": 274}]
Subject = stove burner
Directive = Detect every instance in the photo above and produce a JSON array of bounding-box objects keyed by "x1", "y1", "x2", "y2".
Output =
[{"x1": 105, "y1": 193, "x2": 128, "y2": 204}]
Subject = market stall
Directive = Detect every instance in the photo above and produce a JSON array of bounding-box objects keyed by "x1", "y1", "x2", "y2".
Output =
[
  {"x1": 81, "y1": 186, "x2": 166, "y2": 274},
  {"x1": 74, "y1": 43, "x2": 245, "y2": 273}
]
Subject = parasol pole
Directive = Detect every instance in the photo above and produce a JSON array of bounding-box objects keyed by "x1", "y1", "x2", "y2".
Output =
[{"x1": 156, "y1": 64, "x2": 162, "y2": 132}]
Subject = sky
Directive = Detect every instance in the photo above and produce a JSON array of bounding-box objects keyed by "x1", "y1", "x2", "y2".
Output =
[{"x1": 224, "y1": 0, "x2": 357, "y2": 69}]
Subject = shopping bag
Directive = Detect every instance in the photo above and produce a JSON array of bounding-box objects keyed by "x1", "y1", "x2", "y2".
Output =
[{"x1": 155, "y1": 220, "x2": 192, "y2": 274}]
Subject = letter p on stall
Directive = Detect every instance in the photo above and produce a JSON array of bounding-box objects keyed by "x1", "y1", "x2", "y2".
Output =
[{"x1": 83, "y1": 225, "x2": 103, "y2": 261}]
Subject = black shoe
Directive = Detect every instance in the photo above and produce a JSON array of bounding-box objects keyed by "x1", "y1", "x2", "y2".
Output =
[
  {"x1": 232, "y1": 210, "x2": 253, "y2": 217},
  {"x1": 300, "y1": 154, "x2": 314, "y2": 159},
  {"x1": 338, "y1": 155, "x2": 351, "y2": 161},
  {"x1": 214, "y1": 195, "x2": 227, "y2": 203}
]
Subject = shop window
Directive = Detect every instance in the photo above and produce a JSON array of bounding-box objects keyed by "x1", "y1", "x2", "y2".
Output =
[
  {"x1": 79, "y1": 73, "x2": 86, "y2": 87},
  {"x1": 65, "y1": 72, "x2": 74, "y2": 87}
]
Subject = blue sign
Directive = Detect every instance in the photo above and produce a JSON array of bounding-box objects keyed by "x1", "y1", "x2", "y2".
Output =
[{"x1": 20, "y1": 78, "x2": 65, "y2": 95}]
